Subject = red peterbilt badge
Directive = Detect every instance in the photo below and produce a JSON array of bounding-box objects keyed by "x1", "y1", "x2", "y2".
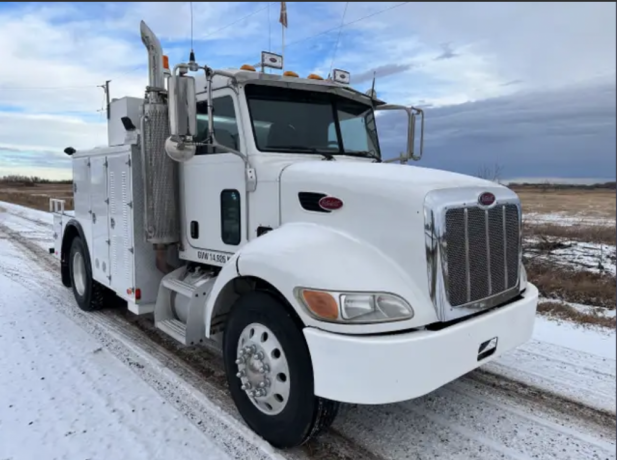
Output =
[
  {"x1": 318, "y1": 196, "x2": 344, "y2": 211},
  {"x1": 478, "y1": 192, "x2": 496, "y2": 206}
]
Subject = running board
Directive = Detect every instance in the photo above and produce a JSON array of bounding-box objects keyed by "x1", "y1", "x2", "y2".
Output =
[
  {"x1": 154, "y1": 266, "x2": 217, "y2": 346},
  {"x1": 157, "y1": 319, "x2": 188, "y2": 344}
]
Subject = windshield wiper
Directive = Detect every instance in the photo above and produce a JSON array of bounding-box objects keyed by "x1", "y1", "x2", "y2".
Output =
[
  {"x1": 269, "y1": 146, "x2": 336, "y2": 161},
  {"x1": 340, "y1": 150, "x2": 382, "y2": 163}
]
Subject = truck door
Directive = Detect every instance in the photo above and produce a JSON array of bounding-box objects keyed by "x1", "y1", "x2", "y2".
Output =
[{"x1": 180, "y1": 89, "x2": 247, "y2": 261}]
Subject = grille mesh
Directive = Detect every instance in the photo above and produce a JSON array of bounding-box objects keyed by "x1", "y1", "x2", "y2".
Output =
[{"x1": 445, "y1": 204, "x2": 520, "y2": 307}]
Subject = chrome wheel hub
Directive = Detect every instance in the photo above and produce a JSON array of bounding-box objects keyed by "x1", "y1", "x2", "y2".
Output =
[
  {"x1": 235, "y1": 323, "x2": 290, "y2": 415},
  {"x1": 72, "y1": 251, "x2": 86, "y2": 296}
]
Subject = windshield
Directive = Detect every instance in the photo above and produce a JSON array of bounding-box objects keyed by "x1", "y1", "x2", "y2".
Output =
[{"x1": 245, "y1": 84, "x2": 381, "y2": 159}]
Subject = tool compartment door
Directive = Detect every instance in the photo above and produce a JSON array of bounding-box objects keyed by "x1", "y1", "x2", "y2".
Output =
[
  {"x1": 90, "y1": 156, "x2": 111, "y2": 286},
  {"x1": 107, "y1": 152, "x2": 135, "y2": 298}
]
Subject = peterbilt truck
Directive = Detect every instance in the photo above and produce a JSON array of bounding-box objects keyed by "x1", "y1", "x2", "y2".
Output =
[{"x1": 49, "y1": 20, "x2": 538, "y2": 449}]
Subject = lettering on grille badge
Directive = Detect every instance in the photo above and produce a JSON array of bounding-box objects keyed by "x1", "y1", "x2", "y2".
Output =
[{"x1": 478, "y1": 192, "x2": 496, "y2": 207}]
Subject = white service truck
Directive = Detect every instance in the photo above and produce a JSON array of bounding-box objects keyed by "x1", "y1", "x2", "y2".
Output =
[{"x1": 50, "y1": 21, "x2": 539, "y2": 449}]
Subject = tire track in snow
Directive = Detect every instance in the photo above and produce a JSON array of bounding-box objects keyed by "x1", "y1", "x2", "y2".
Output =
[
  {"x1": 0, "y1": 225, "x2": 289, "y2": 460},
  {"x1": 0, "y1": 220, "x2": 384, "y2": 460},
  {"x1": 1, "y1": 207, "x2": 615, "y2": 459}
]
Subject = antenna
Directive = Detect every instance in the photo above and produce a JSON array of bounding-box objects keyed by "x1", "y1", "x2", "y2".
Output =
[
  {"x1": 370, "y1": 71, "x2": 376, "y2": 99},
  {"x1": 328, "y1": 2, "x2": 349, "y2": 77},
  {"x1": 268, "y1": 2, "x2": 272, "y2": 52},
  {"x1": 98, "y1": 80, "x2": 111, "y2": 119},
  {"x1": 188, "y1": 1, "x2": 197, "y2": 71}
]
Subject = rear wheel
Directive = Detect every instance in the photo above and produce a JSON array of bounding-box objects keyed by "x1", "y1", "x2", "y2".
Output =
[
  {"x1": 69, "y1": 236, "x2": 106, "y2": 312},
  {"x1": 223, "y1": 291, "x2": 340, "y2": 448}
]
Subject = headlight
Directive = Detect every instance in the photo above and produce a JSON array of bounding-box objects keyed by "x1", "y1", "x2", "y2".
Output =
[{"x1": 296, "y1": 289, "x2": 414, "y2": 324}]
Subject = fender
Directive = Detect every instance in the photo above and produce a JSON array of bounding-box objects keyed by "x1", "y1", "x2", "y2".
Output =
[
  {"x1": 205, "y1": 222, "x2": 438, "y2": 336},
  {"x1": 60, "y1": 219, "x2": 90, "y2": 287}
]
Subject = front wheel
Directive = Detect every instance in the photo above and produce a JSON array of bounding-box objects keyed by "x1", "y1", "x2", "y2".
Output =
[{"x1": 223, "y1": 291, "x2": 340, "y2": 448}]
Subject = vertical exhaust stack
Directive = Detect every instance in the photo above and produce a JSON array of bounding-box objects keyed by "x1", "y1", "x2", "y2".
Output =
[
  {"x1": 139, "y1": 21, "x2": 180, "y2": 250},
  {"x1": 140, "y1": 20, "x2": 165, "y2": 91}
]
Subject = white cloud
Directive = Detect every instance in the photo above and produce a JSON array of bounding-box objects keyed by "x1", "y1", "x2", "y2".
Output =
[
  {"x1": 334, "y1": 2, "x2": 616, "y2": 94},
  {"x1": 0, "y1": 2, "x2": 614, "y2": 179},
  {"x1": 0, "y1": 112, "x2": 106, "y2": 153}
]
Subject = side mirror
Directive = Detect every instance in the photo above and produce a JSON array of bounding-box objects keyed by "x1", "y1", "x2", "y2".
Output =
[
  {"x1": 375, "y1": 104, "x2": 424, "y2": 163},
  {"x1": 166, "y1": 74, "x2": 197, "y2": 162},
  {"x1": 168, "y1": 74, "x2": 197, "y2": 137}
]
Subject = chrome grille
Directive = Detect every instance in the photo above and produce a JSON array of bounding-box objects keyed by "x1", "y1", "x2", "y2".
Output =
[{"x1": 445, "y1": 204, "x2": 520, "y2": 307}]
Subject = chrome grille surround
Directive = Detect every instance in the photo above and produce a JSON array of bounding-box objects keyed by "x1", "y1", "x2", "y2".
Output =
[{"x1": 424, "y1": 187, "x2": 523, "y2": 323}]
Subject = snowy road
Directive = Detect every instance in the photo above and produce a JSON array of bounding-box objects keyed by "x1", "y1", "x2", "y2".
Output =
[{"x1": 0, "y1": 201, "x2": 615, "y2": 460}]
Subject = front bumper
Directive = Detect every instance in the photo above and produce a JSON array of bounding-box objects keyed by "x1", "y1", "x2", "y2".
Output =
[{"x1": 304, "y1": 283, "x2": 538, "y2": 405}]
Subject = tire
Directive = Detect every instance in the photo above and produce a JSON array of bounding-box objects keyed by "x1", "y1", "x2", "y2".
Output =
[
  {"x1": 223, "y1": 291, "x2": 340, "y2": 449},
  {"x1": 68, "y1": 236, "x2": 106, "y2": 312}
]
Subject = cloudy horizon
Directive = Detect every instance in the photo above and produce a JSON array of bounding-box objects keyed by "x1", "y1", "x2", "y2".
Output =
[{"x1": 0, "y1": 2, "x2": 615, "y2": 181}]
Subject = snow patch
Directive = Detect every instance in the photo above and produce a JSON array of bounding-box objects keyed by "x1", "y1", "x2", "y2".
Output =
[
  {"x1": 0, "y1": 244, "x2": 233, "y2": 460},
  {"x1": 525, "y1": 237, "x2": 616, "y2": 276},
  {"x1": 0, "y1": 200, "x2": 54, "y2": 225},
  {"x1": 524, "y1": 212, "x2": 615, "y2": 228},
  {"x1": 532, "y1": 315, "x2": 616, "y2": 360}
]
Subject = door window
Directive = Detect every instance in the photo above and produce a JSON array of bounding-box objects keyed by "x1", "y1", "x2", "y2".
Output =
[
  {"x1": 196, "y1": 96, "x2": 240, "y2": 154},
  {"x1": 220, "y1": 189, "x2": 241, "y2": 245}
]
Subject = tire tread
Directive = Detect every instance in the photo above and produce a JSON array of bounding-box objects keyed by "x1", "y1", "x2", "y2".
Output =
[
  {"x1": 69, "y1": 236, "x2": 108, "y2": 312},
  {"x1": 223, "y1": 290, "x2": 340, "y2": 448}
]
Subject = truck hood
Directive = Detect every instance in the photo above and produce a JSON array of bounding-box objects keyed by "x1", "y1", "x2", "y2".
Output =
[
  {"x1": 278, "y1": 160, "x2": 508, "y2": 313},
  {"x1": 278, "y1": 160, "x2": 495, "y2": 199}
]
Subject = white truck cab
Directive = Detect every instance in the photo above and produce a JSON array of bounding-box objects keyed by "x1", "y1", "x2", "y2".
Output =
[{"x1": 50, "y1": 21, "x2": 538, "y2": 449}]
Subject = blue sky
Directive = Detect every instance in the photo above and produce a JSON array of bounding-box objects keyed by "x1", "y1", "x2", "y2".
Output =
[{"x1": 0, "y1": 1, "x2": 615, "y2": 181}]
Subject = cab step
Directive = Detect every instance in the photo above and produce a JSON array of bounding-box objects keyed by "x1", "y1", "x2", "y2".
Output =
[
  {"x1": 156, "y1": 319, "x2": 188, "y2": 344},
  {"x1": 154, "y1": 266, "x2": 217, "y2": 346}
]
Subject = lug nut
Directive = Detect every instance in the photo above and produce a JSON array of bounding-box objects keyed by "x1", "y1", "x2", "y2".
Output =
[
  {"x1": 255, "y1": 351, "x2": 264, "y2": 360},
  {"x1": 235, "y1": 358, "x2": 243, "y2": 365}
]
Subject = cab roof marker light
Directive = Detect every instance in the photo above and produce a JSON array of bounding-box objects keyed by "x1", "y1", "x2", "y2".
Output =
[{"x1": 283, "y1": 70, "x2": 299, "y2": 78}]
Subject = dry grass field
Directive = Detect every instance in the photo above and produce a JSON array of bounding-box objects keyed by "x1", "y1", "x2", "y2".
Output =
[
  {"x1": 513, "y1": 187, "x2": 616, "y2": 219},
  {"x1": 0, "y1": 182, "x2": 73, "y2": 212}
]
